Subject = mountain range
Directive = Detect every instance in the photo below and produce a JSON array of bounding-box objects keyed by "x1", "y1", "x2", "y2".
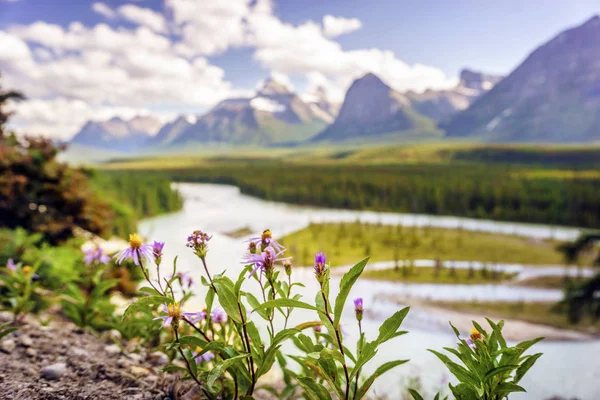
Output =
[{"x1": 69, "y1": 15, "x2": 600, "y2": 151}]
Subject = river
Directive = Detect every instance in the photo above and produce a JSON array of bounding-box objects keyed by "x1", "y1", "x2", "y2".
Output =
[{"x1": 139, "y1": 183, "x2": 600, "y2": 399}]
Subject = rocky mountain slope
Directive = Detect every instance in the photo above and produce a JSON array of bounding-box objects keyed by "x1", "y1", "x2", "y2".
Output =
[{"x1": 443, "y1": 15, "x2": 600, "y2": 143}]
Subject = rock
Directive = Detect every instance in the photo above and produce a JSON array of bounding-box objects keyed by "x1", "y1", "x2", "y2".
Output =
[
  {"x1": 107, "y1": 329, "x2": 122, "y2": 341},
  {"x1": 129, "y1": 366, "x2": 151, "y2": 377},
  {"x1": 69, "y1": 347, "x2": 90, "y2": 358},
  {"x1": 117, "y1": 357, "x2": 132, "y2": 368},
  {"x1": 1, "y1": 339, "x2": 16, "y2": 354},
  {"x1": 149, "y1": 351, "x2": 168, "y2": 366},
  {"x1": 19, "y1": 335, "x2": 33, "y2": 347},
  {"x1": 105, "y1": 344, "x2": 121, "y2": 355},
  {"x1": 127, "y1": 353, "x2": 143, "y2": 363},
  {"x1": 144, "y1": 374, "x2": 158, "y2": 385},
  {"x1": 25, "y1": 348, "x2": 37, "y2": 358},
  {"x1": 40, "y1": 363, "x2": 67, "y2": 380}
]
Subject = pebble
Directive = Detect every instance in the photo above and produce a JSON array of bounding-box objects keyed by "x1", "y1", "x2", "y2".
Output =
[
  {"x1": 20, "y1": 335, "x2": 33, "y2": 347},
  {"x1": 129, "y1": 366, "x2": 151, "y2": 377},
  {"x1": 40, "y1": 363, "x2": 67, "y2": 380},
  {"x1": 69, "y1": 347, "x2": 90, "y2": 358},
  {"x1": 107, "y1": 329, "x2": 122, "y2": 341},
  {"x1": 25, "y1": 348, "x2": 37, "y2": 358},
  {"x1": 127, "y1": 353, "x2": 143, "y2": 363},
  {"x1": 1, "y1": 339, "x2": 16, "y2": 354},
  {"x1": 117, "y1": 357, "x2": 133, "y2": 368},
  {"x1": 105, "y1": 344, "x2": 121, "y2": 355}
]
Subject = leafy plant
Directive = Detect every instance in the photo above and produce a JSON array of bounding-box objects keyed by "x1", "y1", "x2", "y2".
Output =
[
  {"x1": 118, "y1": 229, "x2": 542, "y2": 399},
  {"x1": 428, "y1": 320, "x2": 543, "y2": 400},
  {"x1": 61, "y1": 247, "x2": 119, "y2": 330},
  {"x1": 0, "y1": 259, "x2": 41, "y2": 322}
]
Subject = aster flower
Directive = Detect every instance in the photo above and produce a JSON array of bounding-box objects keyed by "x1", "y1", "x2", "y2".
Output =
[
  {"x1": 114, "y1": 234, "x2": 154, "y2": 266},
  {"x1": 152, "y1": 241, "x2": 165, "y2": 264},
  {"x1": 247, "y1": 229, "x2": 285, "y2": 253},
  {"x1": 354, "y1": 297, "x2": 364, "y2": 322},
  {"x1": 153, "y1": 302, "x2": 198, "y2": 329},
  {"x1": 193, "y1": 346, "x2": 215, "y2": 363},
  {"x1": 84, "y1": 248, "x2": 110, "y2": 266},
  {"x1": 21, "y1": 265, "x2": 39, "y2": 279},
  {"x1": 6, "y1": 259, "x2": 16, "y2": 272},
  {"x1": 210, "y1": 308, "x2": 228, "y2": 324},
  {"x1": 188, "y1": 309, "x2": 207, "y2": 324},
  {"x1": 314, "y1": 252, "x2": 328, "y2": 283},
  {"x1": 244, "y1": 245, "x2": 291, "y2": 278},
  {"x1": 470, "y1": 327, "x2": 483, "y2": 341},
  {"x1": 465, "y1": 339, "x2": 476, "y2": 349},
  {"x1": 173, "y1": 271, "x2": 194, "y2": 288},
  {"x1": 186, "y1": 230, "x2": 212, "y2": 258}
]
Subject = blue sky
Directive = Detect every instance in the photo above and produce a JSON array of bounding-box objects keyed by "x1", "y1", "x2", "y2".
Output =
[{"x1": 1, "y1": 0, "x2": 599, "y2": 138}]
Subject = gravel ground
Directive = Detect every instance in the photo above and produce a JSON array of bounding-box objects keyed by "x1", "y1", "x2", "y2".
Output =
[{"x1": 0, "y1": 312, "x2": 194, "y2": 400}]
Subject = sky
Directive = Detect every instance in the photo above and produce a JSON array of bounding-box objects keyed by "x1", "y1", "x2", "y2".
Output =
[{"x1": 1, "y1": 0, "x2": 599, "y2": 139}]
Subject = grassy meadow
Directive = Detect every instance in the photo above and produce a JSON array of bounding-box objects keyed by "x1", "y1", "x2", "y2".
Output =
[{"x1": 278, "y1": 222, "x2": 569, "y2": 267}]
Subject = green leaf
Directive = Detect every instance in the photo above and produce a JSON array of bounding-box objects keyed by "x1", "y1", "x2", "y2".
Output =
[
  {"x1": 333, "y1": 257, "x2": 369, "y2": 328},
  {"x1": 494, "y1": 383, "x2": 526, "y2": 394},
  {"x1": 297, "y1": 376, "x2": 332, "y2": 400},
  {"x1": 245, "y1": 292, "x2": 268, "y2": 319},
  {"x1": 376, "y1": 307, "x2": 410, "y2": 345},
  {"x1": 213, "y1": 277, "x2": 242, "y2": 324},
  {"x1": 514, "y1": 353, "x2": 542, "y2": 384},
  {"x1": 484, "y1": 365, "x2": 518, "y2": 381},
  {"x1": 122, "y1": 295, "x2": 171, "y2": 321},
  {"x1": 408, "y1": 389, "x2": 425, "y2": 400},
  {"x1": 205, "y1": 287, "x2": 215, "y2": 315},
  {"x1": 429, "y1": 350, "x2": 481, "y2": 388},
  {"x1": 355, "y1": 359, "x2": 409, "y2": 399},
  {"x1": 295, "y1": 321, "x2": 323, "y2": 331},
  {"x1": 207, "y1": 353, "x2": 251, "y2": 390},
  {"x1": 515, "y1": 337, "x2": 544, "y2": 353},
  {"x1": 252, "y1": 298, "x2": 324, "y2": 313}
]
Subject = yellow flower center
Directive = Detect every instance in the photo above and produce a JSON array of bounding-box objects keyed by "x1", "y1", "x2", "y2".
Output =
[
  {"x1": 195, "y1": 346, "x2": 203, "y2": 353},
  {"x1": 261, "y1": 229, "x2": 272, "y2": 241},
  {"x1": 128, "y1": 233, "x2": 142, "y2": 250},
  {"x1": 470, "y1": 327, "x2": 482, "y2": 340},
  {"x1": 168, "y1": 302, "x2": 181, "y2": 319},
  {"x1": 22, "y1": 266, "x2": 32, "y2": 275}
]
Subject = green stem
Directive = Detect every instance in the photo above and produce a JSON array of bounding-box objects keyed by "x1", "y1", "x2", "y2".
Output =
[{"x1": 320, "y1": 285, "x2": 350, "y2": 400}]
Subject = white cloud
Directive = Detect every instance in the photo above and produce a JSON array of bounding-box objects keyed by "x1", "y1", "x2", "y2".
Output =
[
  {"x1": 117, "y1": 4, "x2": 167, "y2": 33},
  {"x1": 92, "y1": 2, "x2": 116, "y2": 19},
  {"x1": 322, "y1": 15, "x2": 362, "y2": 38},
  {"x1": 3, "y1": 0, "x2": 457, "y2": 139}
]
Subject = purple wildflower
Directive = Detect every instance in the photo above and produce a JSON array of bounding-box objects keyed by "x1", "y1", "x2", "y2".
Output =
[
  {"x1": 244, "y1": 246, "x2": 290, "y2": 278},
  {"x1": 114, "y1": 234, "x2": 154, "y2": 266},
  {"x1": 152, "y1": 241, "x2": 165, "y2": 264},
  {"x1": 186, "y1": 230, "x2": 211, "y2": 258},
  {"x1": 153, "y1": 303, "x2": 198, "y2": 329},
  {"x1": 188, "y1": 310, "x2": 207, "y2": 324},
  {"x1": 314, "y1": 252, "x2": 328, "y2": 283},
  {"x1": 193, "y1": 347, "x2": 215, "y2": 363},
  {"x1": 174, "y1": 271, "x2": 194, "y2": 288},
  {"x1": 247, "y1": 229, "x2": 285, "y2": 253},
  {"x1": 210, "y1": 308, "x2": 228, "y2": 324},
  {"x1": 84, "y1": 248, "x2": 110, "y2": 266},
  {"x1": 354, "y1": 297, "x2": 364, "y2": 322},
  {"x1": 6, "y1": 259, "x2": 16, "y2": 272}
]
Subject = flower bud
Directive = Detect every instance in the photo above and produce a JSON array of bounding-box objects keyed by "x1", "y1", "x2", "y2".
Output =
[
  {"x1": 248, "y1": 241, "x2": 257, "y2": 254},
  {"x1": 354, "y1": 297, "x2": 364, "y2": 322},
  {"x1": 314, "y1": 252, "x2": 327, "y2": 284},
  {"x1": 283, "y1": 260, "x2": 292, "y2": 276},
  {"x1": 152, "y1": 241, "x2": 165, "y2": 265}
]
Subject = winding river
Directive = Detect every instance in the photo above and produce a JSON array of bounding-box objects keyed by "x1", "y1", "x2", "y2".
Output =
[{"x1": 139, "y1": 183, "x2": 600, "y2": 400}]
